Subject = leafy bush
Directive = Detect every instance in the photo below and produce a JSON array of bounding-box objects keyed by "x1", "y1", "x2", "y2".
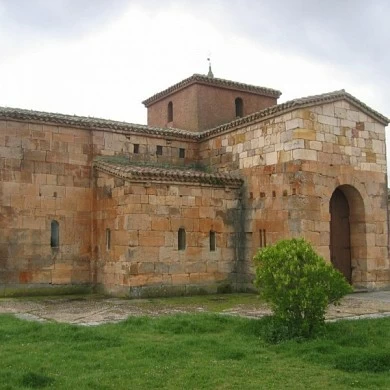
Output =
[{"x1": 253, "y1": 238, "x2": 353, "y2": 339}]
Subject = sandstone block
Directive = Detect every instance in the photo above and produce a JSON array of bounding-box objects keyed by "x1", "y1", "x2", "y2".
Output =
[
  {"x1": 292, "y1": 128, "x2": 316, "y2": 141},
  {"x1": 185, "y1": 262, "x2": 206, "y2": 273},
  {"x1": 52, "y1": 269, "x2": 72, "y2": 284},
  {"x1": 151, "y1": 217, "x2": 170, "y2": 231},
  {"x1": 292, "y1": 149, "x2": 317, "y2": 161},
  {"x1": 139, "y1": 231, "x2": 165, "y2": 247},
  {"x1": 138, "y1": 262, "x2": 155, "y2": 273},
  {"x1": 171, "y1": 273, "x2": 190, "y2": 285}
]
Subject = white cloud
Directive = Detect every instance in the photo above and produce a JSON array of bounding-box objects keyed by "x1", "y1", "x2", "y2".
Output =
[{"x1": 0, "y1": 1, "x2": 389, "y2": 176}]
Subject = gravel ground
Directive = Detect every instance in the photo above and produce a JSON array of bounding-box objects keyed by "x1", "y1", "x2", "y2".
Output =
[{"x1": 1, "y1": 291, "x2": 390, "y2": 326}]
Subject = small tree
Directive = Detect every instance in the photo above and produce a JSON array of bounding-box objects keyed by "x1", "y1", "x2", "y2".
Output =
[{"x1": 253, "y1": 238, "x2": 352, "y2": 338}]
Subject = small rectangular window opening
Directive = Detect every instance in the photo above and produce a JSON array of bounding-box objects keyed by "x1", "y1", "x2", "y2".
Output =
[
  {"x1": 134, "y1": 144, "x2": 139, "y2": 154},
  {"x1": 210, "y1": 231, "x2": 216, "y2": 251},
  {"x1": 106, "y1": 228, "x2": 111, "y2": 251},
  {"x1": 179, "y1": 148, "x2": 185, "y2": 158},
  {"x1": 156, "y1": 145, "x2": 163, "y2": 155},
  {"x1": 178, "y1": 228, "x2": 186, "y2": 251},
  {"x1": 235, "y1": 97, "x2": 244, "y2": 118},
  {"x1": 50, "y1": 220, "x2": 59, "y2": 248},
  {"x1": 168, "y1": 101, "x2": 173, "y2": 122},
  {"x1": 259, "y1": 229, "x2": 267, "y2": 248}
]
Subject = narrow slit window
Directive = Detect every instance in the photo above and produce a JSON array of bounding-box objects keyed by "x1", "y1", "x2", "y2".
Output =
[
  {"x1": 178, "y1": 228, "x2": 186, "y2": 251},
  {"x1": 133, "y1": 144, "x2": 139, "y2": 154},
  {"x1": 259, "y1": 229, "x2": 267, "y2": 248},
  {"x1": 106, "y1": 228, "x2": 111, "y2": 251},
  {"x1": 235, "y1": 97, "x2": 243, "y2": 118},
  {"x1": 210, "y1": 231, "x2": 216, "y2": 251},
  {"x1": 50, "y1": 220, "x2": 59, "y2": 248},
  {"x1": 168, "y1": 101, "x2": 173, "y2": 122},
  {"x1": 179, "y1": 148, "x2": 185, "y2": 158},
  {"x1": 156, "y1": 145, "x2": 163, "y2": 155}
]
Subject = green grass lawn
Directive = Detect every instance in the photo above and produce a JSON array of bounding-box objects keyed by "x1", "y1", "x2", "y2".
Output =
[{"x1": 1, "y1": 314, "x2": 389, "y2": 389}]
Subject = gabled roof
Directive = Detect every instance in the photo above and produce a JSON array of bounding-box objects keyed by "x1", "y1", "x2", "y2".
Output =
[
  {"x1": 200, "y1": 89, "x2": 389, "y2": 138},
  {"x1": 1, "y1": 90, "x2": 387, "y2": 142},
  {"x1": 0, "y1": 106, "x2": 198, "y2": 140},
  {"x1": 94, "y1": 159, "x2": 243, "y2": 187},
  {"x1": 142, "y1": 73, "x2": 282, "y2": 107}
]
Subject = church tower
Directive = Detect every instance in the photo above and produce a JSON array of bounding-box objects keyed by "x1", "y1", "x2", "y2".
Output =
[{"x1": 142, "y1": 72, "x2": 281, "y2": 131}]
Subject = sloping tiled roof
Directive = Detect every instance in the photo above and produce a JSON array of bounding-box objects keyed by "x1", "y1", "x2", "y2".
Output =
[
  {"x1": 142, "y1": 74, "x2": 282, "y2": 106},
  {"x1": 1, "y1": 90, "x2": 388, "y2": 142},
  {"x1": 94, "y1": 159, "x2": 243, "y2": 187},
  {"x1": 200, "y1": 89, "x2": 389, "y2": 138},
  {"x1": 0, "y1": 106, "x2": 199, "y2": 140}
]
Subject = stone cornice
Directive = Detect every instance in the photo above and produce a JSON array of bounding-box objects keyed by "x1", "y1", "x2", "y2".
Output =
[
  {"x1": 142, "y1": 73, "x2": 282, "y2": 107},
  {"x1": 94, "y1": 159, "x2": 243, "y2": 187},
  {"x1": 199, "y1": 89, "x2": 389, "y2": 139},
  {"x1": 0, "y1": 106, "x2": 199, "y2": 140},
  {"x1": 1, "y1": 90, "x2": 387, "y2": 144}
]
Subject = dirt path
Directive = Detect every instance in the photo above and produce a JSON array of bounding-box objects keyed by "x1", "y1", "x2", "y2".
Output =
[{"x1": 1, "y1": 291, "x2": 390, "y2": 326}]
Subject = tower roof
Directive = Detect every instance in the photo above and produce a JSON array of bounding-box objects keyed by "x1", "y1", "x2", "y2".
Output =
[{"x1": 142, "y1": 74, "x2": 282, "y2": 107}]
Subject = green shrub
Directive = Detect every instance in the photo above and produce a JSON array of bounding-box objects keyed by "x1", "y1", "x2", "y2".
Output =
[{"x1": 253, "y1": 238, "x2": 353, "y2": 339}]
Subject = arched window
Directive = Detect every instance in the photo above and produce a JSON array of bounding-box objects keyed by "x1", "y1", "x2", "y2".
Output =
[
  {"x1": 50, "y1": 220, "x2": 59, "y2": 248},
  {"x1": 235, "y1": 97, "x2": 243, "y2": 118},
  {"x1": 178, "y1": 228, "x2": 186, "y2": 251},
  {"x1": 209, "y1": 231, "x2": 216, "y2": 251},
  {"x1": 168, "y1": 101, "x2": 173, "y2": 122}
]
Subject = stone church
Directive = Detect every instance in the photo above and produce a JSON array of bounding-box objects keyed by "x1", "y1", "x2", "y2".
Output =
[{"x1": 0, "y1": 70, "x2": 389, "y2": 297}]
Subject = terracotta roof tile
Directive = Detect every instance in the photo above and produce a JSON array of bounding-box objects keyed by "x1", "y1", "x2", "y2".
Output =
[
  {"x1": 199, "y1": 89, "x2": 389, "y2": 138},
  {"x1": 142, "y1": 74, "x2": 282, "y2": 106},
  {"x1": 0, "y1": 106, "x2": 199, "y2": 139},
  {"x1": 1, "y1": 90, "x2": 387, "y2": 143},
  {"x1": 94, "y1": 159, "x2": 243, "y2": 187}
]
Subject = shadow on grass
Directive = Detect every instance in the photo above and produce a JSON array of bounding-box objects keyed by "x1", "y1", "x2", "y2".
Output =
[
  {"x1": 21, "y1": 372, "x2": 55, "y2": 388},
  {"x1": 334, "y1": 352, "x2": 390, "y2": 373}
]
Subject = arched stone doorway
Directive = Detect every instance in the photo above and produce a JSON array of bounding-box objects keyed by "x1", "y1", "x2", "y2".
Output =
[
  {"x1": 329, "y1": 185, "x2": 366, "y2": 285},
  {"x1": 330, "y1": 189, "x2": 351, "y2": 282}
]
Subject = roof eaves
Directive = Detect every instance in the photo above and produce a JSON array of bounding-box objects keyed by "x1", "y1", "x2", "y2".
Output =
[
  {"x1": 93, "y1": 160, "x2": 243, "y2": 187},
  {"x1": 0, "y1": 106, "x2": 201, "y2": 140},
  {"x1": 142, "y1": 74, "x2": 282, "y2": 107},
  {"x1": 199, "y1": 90, "x2": 389, "y2": 139}
]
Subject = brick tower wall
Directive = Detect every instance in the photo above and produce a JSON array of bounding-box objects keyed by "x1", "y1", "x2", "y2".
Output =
[{"x1": 146, "y1": 83, "x2": 277, "y2": 132}]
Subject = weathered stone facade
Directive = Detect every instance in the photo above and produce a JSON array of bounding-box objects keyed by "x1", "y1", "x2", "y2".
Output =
[
  {"x1": 94, "y1": 164, "x2": 241, "y2": 297},
  {"x1": 0, "y1": 74, "x2": 389, "y2": 296}
]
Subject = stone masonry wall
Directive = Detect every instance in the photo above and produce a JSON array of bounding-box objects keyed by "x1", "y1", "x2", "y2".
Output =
[
  {"x1": 92, "y1": 130, "x2": 199, "y2": 167},
  {"x1": 1, "y1": 96, "x2": 388, "y2": 296},
  {"x1": 199, "y1": 100, "x2": 389, "y2": 289},
  {"x1": 0, "y1": 118, "x2": 202, "y2": 296},
  {"x1": 0, "y1": 119, "x2": 93, "y2": 295},
  {"x1": 93, "y1": 171, "x2": 241, "y2": 297}
]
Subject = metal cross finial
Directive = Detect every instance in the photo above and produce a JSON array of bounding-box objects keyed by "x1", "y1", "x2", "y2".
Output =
[{"x1": 207, "y1": 57, "x2": 214, "y2": 78}]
